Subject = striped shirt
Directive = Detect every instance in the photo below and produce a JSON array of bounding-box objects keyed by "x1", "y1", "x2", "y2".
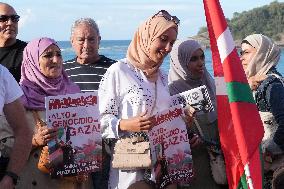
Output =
[{"x1": 63, "y1": 55, "x2": 116, "y2": 92}]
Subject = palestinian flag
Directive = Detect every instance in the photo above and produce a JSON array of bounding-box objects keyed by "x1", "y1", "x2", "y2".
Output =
[{"x1": 203, "y1": 0, "x2": 264, "y2": 188}]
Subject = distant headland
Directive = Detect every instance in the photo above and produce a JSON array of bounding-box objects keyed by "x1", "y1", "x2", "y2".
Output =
[{"x1": 191, "y1": 1, "x2": 284, "y2": 48}]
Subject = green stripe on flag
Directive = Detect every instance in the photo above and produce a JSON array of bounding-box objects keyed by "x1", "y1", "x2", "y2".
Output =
[
  {"x1": 237, "y1": 172, "x2": 249, "y2": 189},
  {"x1": 226, "y1": 82, "x2": 255, "y2": 103}
]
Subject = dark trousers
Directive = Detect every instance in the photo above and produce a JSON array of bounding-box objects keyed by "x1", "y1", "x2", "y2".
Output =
[
  {"x1": 0, "y1": 157, "x2": 9, "y2": 181},
  {"x1": 92, "y1": 144, "x2": 111, "y2": 189}
]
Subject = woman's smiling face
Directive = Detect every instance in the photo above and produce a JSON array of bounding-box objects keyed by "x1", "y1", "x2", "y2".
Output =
[
  {"x1": 148, "y1": 27, "x2": 177, "y2": 66},
  {"x1": 39, "y1": 44, "x2": 63, "y2": 78}
]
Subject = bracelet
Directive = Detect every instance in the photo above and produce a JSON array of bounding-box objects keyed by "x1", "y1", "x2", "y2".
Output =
[{"x1": 5, "y1": 171, "x2": 20, "y2": 185}]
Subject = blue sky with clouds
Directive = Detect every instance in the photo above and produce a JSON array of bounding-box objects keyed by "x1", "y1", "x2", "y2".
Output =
[{"x1": 3, "y1": 0, "x2": 283, "y2": 41}]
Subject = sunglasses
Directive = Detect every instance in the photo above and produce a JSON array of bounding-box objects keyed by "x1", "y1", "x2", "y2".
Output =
[
  {"x1": 190, "y1": 53, "x2": 205, "y2": 62},
  {"x1": 153, "y1": 10, "x2": 180, "y2": 25},
  {"x1": 0, "y1": 15, "x2": 20, "y2": 23}
]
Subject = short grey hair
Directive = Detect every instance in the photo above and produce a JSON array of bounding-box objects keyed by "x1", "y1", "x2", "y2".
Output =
[{"x1": 71, "y1": 18, "x2": 100, "y2": 36}]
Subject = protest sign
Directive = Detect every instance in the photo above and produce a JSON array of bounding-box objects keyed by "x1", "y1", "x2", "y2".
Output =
[
  {"x1": 149, "y1": 105, "x2": 194, "y2": 188},
  {"x1": 45, "y1": 92, "x2": 101, "y2": 177}
]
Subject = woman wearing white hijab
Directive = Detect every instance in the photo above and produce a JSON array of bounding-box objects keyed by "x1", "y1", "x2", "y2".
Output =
[
  {"x1": 240, "y1": 34, "x2": 284, "y2": 189},
  {"x1": 168, "y1": 39, "x2": 225, "y2": 188}
]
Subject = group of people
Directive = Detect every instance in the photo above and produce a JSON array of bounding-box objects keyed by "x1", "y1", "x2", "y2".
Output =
[
  {"x1": 0, "y1": 2, "x2": 114, "y2": 189},
  {"x1": 0, "y1": 2, "x2": 283, "y2": 189}
]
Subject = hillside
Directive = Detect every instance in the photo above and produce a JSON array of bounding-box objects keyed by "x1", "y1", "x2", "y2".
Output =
[{"x1": 193, "y1": 1, "x2": 284, "y2": 47}]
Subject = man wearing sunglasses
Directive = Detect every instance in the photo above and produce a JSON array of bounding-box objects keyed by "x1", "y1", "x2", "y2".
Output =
[{"x1": 0, "y1": 2, "x2": 27, "y2": 82}]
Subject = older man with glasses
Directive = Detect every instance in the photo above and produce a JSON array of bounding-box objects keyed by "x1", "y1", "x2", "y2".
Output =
[{"x1": 0, "y1": 2, "x2": 27, "y2": 82}]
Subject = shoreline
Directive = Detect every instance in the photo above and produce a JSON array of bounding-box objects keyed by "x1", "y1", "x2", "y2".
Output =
[{"x1": 190, "y1": 32, "x2": 284, "y2": 49}]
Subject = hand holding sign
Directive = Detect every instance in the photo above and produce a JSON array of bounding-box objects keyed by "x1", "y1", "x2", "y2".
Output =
[
  {"x1": 182, "y1": 105, "x2": 196, "y2": 126},
  {"x1": 33, "y1": 126, "x2": 58, "y2": 146}
]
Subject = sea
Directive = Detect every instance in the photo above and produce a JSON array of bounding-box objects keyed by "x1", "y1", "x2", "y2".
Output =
[{"x1": 58, "y1": 40, "x2": 284, "y2": 76}]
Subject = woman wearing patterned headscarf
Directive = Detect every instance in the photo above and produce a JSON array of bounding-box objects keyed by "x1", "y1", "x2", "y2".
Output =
[
  {"x1": 240, "y1": 34, "x2": 284, "y2": 189},
  {"x1": 99, "y1": 10, "x2": 194, "y2": 189},
  {"x1": 168, "y1": 39, "x2": 225, "y2": 188},
  {"x1": 16, "y1": 38, "x2": 94, "y2": 189}
]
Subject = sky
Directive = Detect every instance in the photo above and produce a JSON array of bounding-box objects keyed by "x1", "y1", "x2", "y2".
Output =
[{"x1": 3, "y1": 0, "x2": 284, "y2": 41}]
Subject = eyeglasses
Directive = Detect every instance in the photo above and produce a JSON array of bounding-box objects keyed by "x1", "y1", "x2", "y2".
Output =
[
  {"x1": 153, "y1": 10, "x2": 180, "y2": 25},
  {"x1": 190, "y1": 53, "x2": 205, "y2": 62},
  {"x1": 0, "y1": 15, "x2": 20, "y2": 23}
]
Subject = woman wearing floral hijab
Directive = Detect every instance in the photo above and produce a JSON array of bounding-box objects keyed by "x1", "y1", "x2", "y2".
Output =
[
  {"x1": 99, "y1": 10, "x2": 194, "y2": 189},
  {"x1": 16, "y1": 38, "x2": 94, "y2": 189},
  {"x1": 240, "y1": 34, "x2": 284, "y2": 189},
  {"x1": 168, "y1": 39, "x2": 225, "y2": 188}
]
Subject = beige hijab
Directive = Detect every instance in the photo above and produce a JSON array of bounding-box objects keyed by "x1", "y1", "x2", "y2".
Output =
[
  {"x1": 243, "y1": 34, "x2": 281, "y2": 78},
  {"x1": 127, "y1": 15, "x2": 178, "y2": 81}
]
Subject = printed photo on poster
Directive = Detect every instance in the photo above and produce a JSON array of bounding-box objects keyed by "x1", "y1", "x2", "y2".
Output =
[{"x1": 170, "y1": 85, "x2": 214, "y2": 114}]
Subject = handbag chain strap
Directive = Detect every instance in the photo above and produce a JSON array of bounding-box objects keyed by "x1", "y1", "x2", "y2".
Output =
[{"x1": 193, "y1": 118, "x2": 205, "y2": 137}]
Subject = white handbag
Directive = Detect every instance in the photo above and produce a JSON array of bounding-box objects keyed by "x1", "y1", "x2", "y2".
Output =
[{"x1": 112, "y1": 137, "x2": 151, "y2": 170}]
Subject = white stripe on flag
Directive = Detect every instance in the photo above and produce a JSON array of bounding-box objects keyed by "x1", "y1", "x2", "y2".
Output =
[
  {"x1": 215, "y1": 77, "x2": 227, "y2": 95},
  {"x1": 217, "y1": 27, "x2": 235, "y2": 63}
]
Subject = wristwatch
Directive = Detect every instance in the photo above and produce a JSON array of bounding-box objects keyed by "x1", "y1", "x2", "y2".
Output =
[{"x1": 5, "y1": 171, "x2": 19, "y2": 185}]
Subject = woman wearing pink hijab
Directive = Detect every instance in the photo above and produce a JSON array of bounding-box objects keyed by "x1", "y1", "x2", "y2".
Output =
[{"x1": 16, "y1": 38, "x2": 93, "y2": 189}]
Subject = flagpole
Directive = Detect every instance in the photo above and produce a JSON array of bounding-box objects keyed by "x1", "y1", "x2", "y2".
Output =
[{"x1": 244, "y1": 164, "x2": 254, "y2": 189}]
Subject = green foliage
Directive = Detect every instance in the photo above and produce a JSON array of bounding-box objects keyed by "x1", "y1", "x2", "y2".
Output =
[
  {"x1": 197, "y1": 26, "x2": 208, "y2": 35},
  {"x1": 197, "y1": 1, "x2": 284, "y2": 41}
]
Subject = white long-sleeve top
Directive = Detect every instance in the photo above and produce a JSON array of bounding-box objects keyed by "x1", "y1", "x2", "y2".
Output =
[{"x1": 98, "y1": 58, "x2": 171, "y2": 188}]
